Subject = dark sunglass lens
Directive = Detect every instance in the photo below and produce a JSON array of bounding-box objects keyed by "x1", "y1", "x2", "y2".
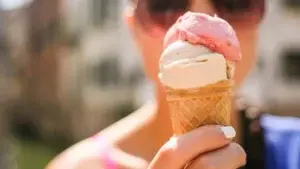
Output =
[
  {"x1": 138, "y1": 0, "x2": 189, "y2": 29},
  {"x1": 211, "y1": 0, "x2": 265, "y2": 24},
  {"x1": 147, "y1": 0, "x2": 188, "y2": 12},
  {"x1": 212, "y1": 0, "x2": 252, "y2": 13}
]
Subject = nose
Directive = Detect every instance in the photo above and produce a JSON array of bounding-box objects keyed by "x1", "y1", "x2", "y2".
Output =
[{"x1": 281, "y1": 48, "x2": 300, "y2": 81}]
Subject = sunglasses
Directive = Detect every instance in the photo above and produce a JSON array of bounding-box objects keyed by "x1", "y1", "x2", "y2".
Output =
[{"x1": 131, "y1": 0, "x2": 265, "y2": 31}]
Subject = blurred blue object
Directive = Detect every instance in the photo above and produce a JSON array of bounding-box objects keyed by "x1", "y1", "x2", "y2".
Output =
[{"x1": 261, "y1": 114, "x2": 300, "y2": 169}]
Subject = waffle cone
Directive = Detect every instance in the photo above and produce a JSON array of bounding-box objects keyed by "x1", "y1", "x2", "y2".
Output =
[{"x1": 165, "y1": 80, "x2": 233, "y2": 135}]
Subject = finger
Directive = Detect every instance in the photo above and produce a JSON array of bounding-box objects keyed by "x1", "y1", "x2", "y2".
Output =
[
  {"x1": 148, "y1": 125, "x2": 236, "y2": 169},
  {"x1": 235, "y1": 95, "x2": 249, "y2": 110},
  {"x1": 187, "y1": 143, "x2": 246, "y2": 169}
]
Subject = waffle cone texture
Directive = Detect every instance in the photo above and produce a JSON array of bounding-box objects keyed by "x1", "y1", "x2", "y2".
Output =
[{"x1": 165, "y1": 80, "x2": 233, "y2": 135}]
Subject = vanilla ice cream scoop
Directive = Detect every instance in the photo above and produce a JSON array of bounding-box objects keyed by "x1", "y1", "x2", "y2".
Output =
[{"x1": 159, "y1": 40, "x2": 232, "y2": 89}]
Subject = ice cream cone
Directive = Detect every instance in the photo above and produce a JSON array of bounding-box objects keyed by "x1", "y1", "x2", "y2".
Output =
[
  {"x1": 160, "y1": 12, "x2": 240, "y2": 135},
  {"x1": 165, "y1": 80, "x2": 233, "y2": 135}
]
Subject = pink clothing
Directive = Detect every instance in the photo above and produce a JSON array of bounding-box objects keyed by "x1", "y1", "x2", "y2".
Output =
[{"x1": 92, "y1": 134, "x2": 117, "y2": 169}]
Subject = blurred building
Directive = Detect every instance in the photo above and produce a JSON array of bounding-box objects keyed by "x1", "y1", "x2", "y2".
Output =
[
  {"x1": 1, "y1": 0, "x2": 73, "y2": 144},
  {"x1": 0, "y1": 1, "x2": 31, "y2": 168},
  {"x1": 242, "y1": 0, "x2": 300, "y2": 115},
  {"x1": 0, "y1": 0, "x2": 30, "y2": 141},
  {"x1": 1, "y1": 0, "x2": 149, "y2": 143},
  {"x1": 61, "y1": 0, "x2": 148, "y2": 139}
]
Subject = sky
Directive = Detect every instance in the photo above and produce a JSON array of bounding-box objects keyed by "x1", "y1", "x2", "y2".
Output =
[{"x1": 0, "y1": 0, "x2": 33, "y2": 11}]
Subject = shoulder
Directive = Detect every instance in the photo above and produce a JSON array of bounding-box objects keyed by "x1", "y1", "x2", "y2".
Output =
[
  {"x1": 46, "y1": 102, "x2": 156, "y2": 169},
  {"x1": 46, "y1": 138, "x2": 103, "y2": 169},
  {"x1": 46, "y1": 136, "x2": 149, "y2": 169}
]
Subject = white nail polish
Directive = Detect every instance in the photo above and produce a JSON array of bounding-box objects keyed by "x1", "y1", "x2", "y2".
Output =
[{"x1": 221, "y1": 126, "x2": 236, "y2": 139}]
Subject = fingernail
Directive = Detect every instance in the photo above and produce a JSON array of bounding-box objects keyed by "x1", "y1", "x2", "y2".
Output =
[{"x1": 221, "y1": 126, "x2": 236, "y2": 139}]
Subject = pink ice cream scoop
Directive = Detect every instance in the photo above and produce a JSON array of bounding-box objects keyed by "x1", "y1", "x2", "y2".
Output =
[
  {"x1": 164, "y1": 12, "x2": 241, "y2": 62},
  {"x1": 159, "y1": 12, "x2": 241, "y2": 89}
]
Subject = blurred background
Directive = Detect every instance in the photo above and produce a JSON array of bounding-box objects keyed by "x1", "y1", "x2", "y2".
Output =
[{"x1": 0, "y1": 0, "x2": 299, "y2": 168}]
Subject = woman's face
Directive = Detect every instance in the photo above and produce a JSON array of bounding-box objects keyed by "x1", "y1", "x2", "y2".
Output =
[{"x1": 126, "y1": 0, "x2": 260, "y2": 86}]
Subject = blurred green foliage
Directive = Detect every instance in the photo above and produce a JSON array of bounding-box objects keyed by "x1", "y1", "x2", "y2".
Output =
[{"x1": 13, "y1": 137, "x2": 59, "y2": 169}]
